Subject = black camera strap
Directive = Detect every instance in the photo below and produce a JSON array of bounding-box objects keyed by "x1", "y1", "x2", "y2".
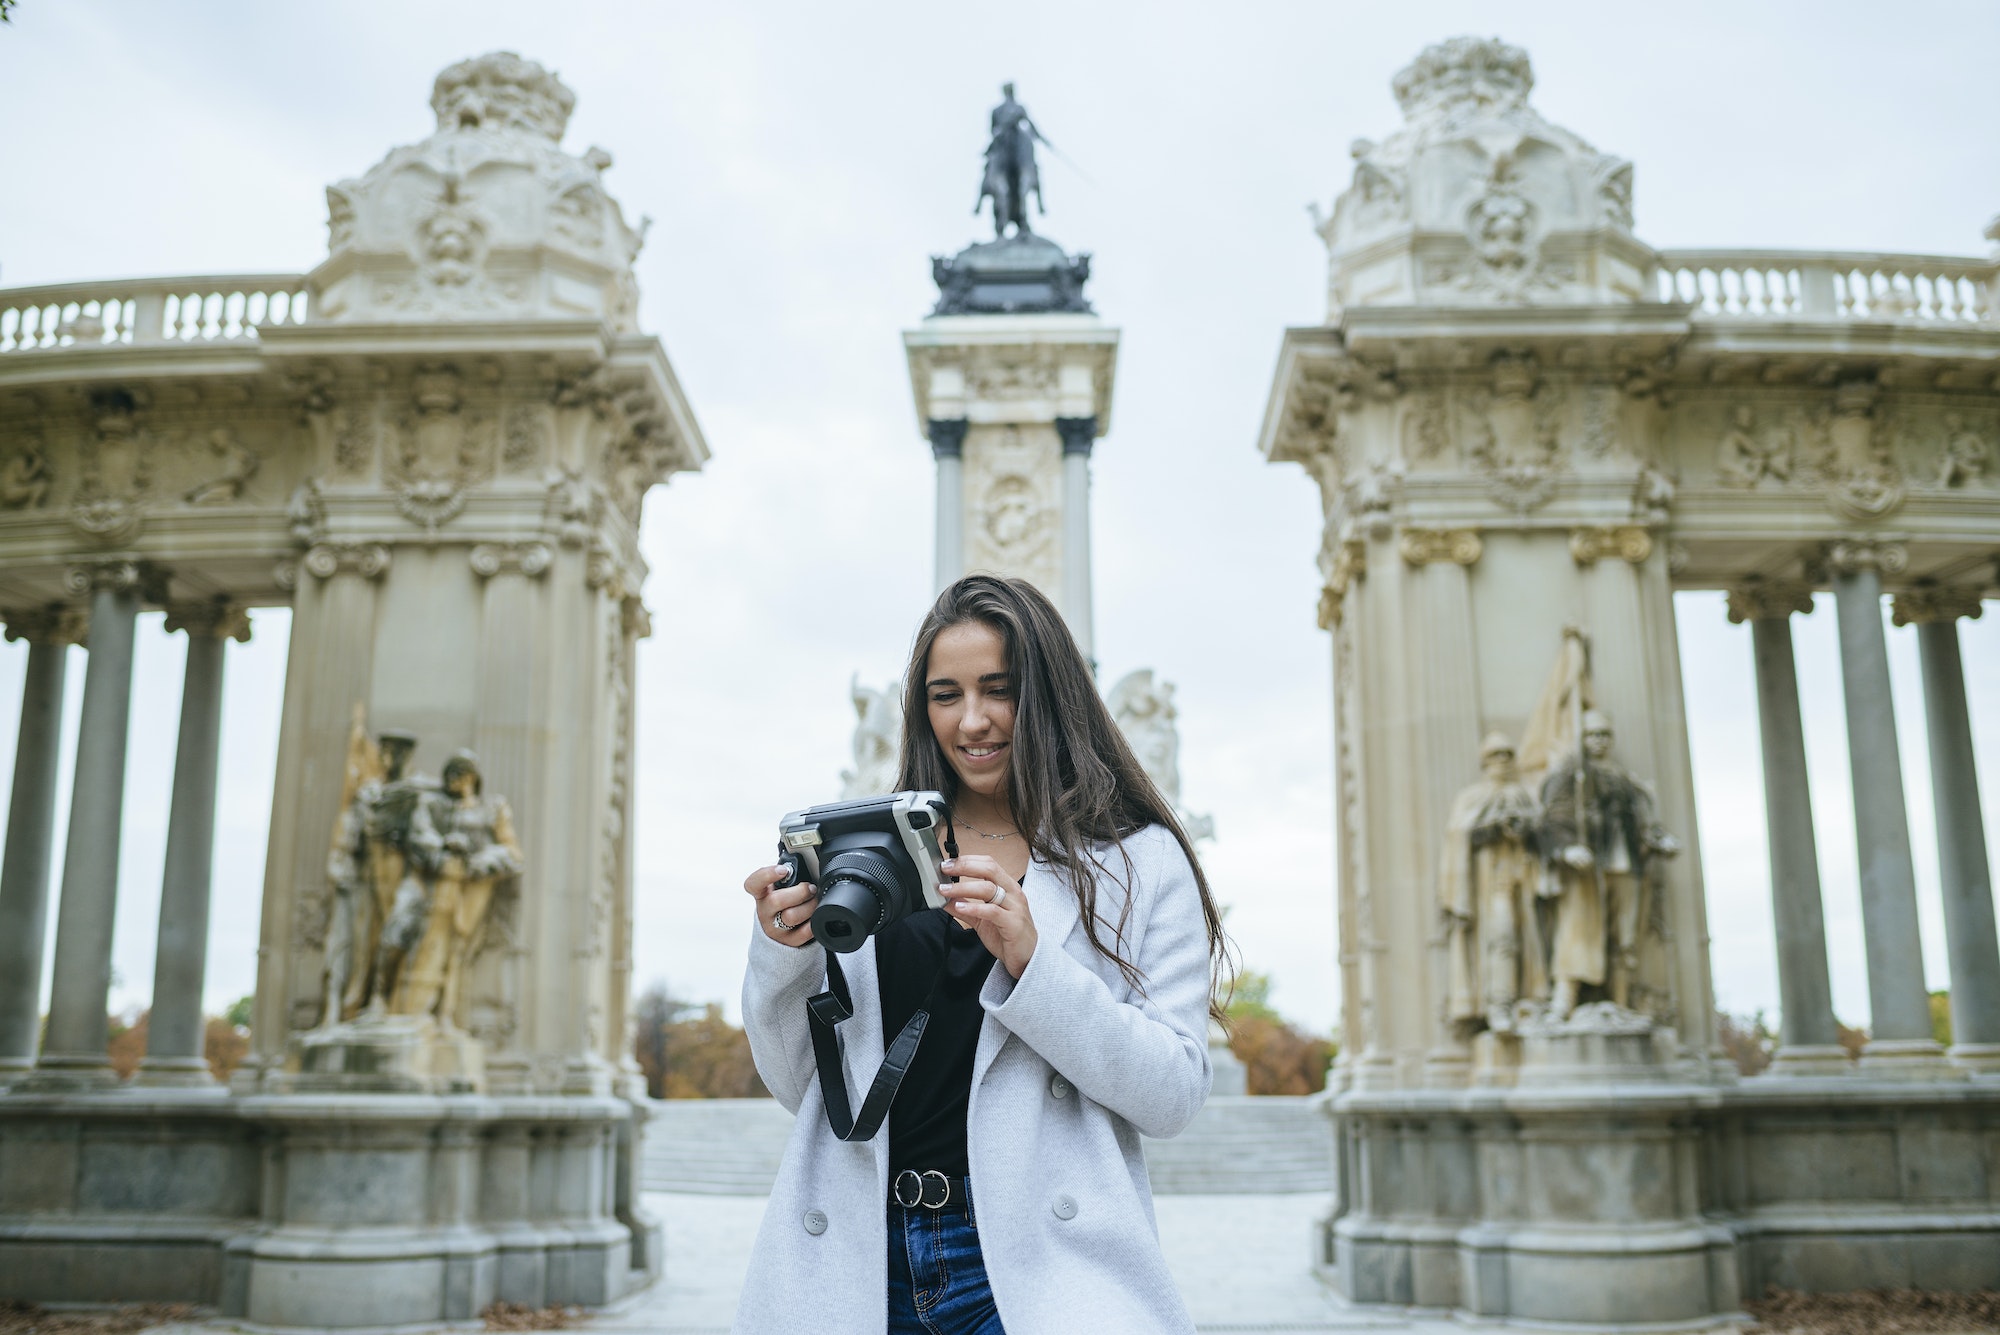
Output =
[{"x1": 805, "y1": 946, "x2": 949, "y2": 1143}]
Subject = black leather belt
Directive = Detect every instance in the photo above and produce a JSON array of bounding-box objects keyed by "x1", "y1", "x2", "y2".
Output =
[{"x1": 892, "y1": 1169, "x2": 971, "y2": 1210}]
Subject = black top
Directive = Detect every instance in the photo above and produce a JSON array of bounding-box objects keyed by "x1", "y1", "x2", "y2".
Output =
[{"x1": 876, "y1": 905, "x2": 998, "y2": 1176}]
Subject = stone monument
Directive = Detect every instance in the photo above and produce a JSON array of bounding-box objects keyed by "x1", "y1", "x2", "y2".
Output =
[
  {"x1": 0, "y1": 52, "x2": 704, "y2": 1327},
  {"x1": 906, "y1": 85, "x2": 1117, "y2": 657},
  {"x1": 1263, "y1": 34, "x2": 2000, "y2": 1327}
]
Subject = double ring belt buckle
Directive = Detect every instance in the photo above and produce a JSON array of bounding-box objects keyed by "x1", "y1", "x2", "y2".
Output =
[{"x1": 893, "y1": 1169, "x2": 953, "y2": 1209}]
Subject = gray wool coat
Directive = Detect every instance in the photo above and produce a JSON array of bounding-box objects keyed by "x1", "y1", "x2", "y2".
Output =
[{"x1": 732, "y1": 823, "x2": 1212, "y2": 1335}]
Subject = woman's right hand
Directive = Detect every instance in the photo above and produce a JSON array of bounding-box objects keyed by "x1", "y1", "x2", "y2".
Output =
[{"x1": 744, "y1": 864, "x2": 816, "y2": 947}]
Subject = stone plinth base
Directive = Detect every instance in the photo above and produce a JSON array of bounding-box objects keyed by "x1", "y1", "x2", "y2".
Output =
[
  {"x1": 287, "y1": 1015, "x2": 485, "y2": 1094},
  {"x1": 1516, "y1": 1001, "x2": 1674, "y2": 1086},
  {"x1": 1322, "y1": 1077, "x2": 2000, "y2": 1329},
  {"x1": 1858, "y1": 1036, "x2": 1961, "y2": 1081},
  {"x1": 0, "y1": 1090, "x2": 658, "y2": 1329}
]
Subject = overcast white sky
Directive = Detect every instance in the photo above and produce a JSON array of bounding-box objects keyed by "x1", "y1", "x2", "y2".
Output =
[{"x1": 2, "y1": 1, "x2": 1998, "y2": 1038}]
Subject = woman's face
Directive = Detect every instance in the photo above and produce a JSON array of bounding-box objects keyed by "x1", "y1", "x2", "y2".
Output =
[{"x1": 924, "y1": 620, "x2": 1016, "y2": 802}]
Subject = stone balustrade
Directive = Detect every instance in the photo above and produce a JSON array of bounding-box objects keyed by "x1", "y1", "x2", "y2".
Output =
[
  {"x1": 1654, "y1": 249, "x2": 1998, "y2": 323},
  {"x1": 0, "y1": 274, "x2": 310, "y2": 353}
]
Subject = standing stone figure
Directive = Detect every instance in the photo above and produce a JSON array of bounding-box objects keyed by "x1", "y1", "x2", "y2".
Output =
[
  {"x1": 1109, "y1": 668, "x2": 1215, "y2": 841},
  {"x1": 839, "y1": 677, "x2": 902, "y2": 800},
  {"x1": 1538, "y1": 711, "x2": 1681, "y2": 1017},
  {"x1": 395, "y1": 751, "x2": 523, "y2": 1024},
  {"x1": 976, "y1": 82, "x2": 1047, "y2": 238},
  {"x1": 1440, "y1": 733, "x2": 1547, "y2": 1033},
  {"x1": 323, "y1": 723, "x2": 438, "y2": 1024}
]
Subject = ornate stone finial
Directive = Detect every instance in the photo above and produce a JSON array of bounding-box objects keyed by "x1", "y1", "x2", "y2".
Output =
[
  {"x1": 1391, "y1": 36, "x2": 1535, "y2": 125},
  {"x1": 1823, "y1": 538, "x2": 1908, "y2": 577},
  {"x1": 1569, "y1": 526, "x2": 1653, "y2": 567},
  {"x1": 1725, "y1": 580, "x2": 1814, "y2": 624},
  {"x1": 1323, "y1": 37, "x2": 1636, "y2": 313},
  {"x1": 2, "y1": 603, "x2": 87, "y2": 646},
  {"x1": 313, "y1": 53, "x2": 643, "y2": 328},
  {"x1": 430, "y1": 51, "x2": 576, "y2": 140},
  {"x1": 1399, "y1": 527, "x2": 1483, "y2": 567},
  {"x1": 1890, "y1": 585, "x2": 1986, "y2": 627},
  {"x1": 164, "y1": 599, "x2": 253, "y2": 642}
]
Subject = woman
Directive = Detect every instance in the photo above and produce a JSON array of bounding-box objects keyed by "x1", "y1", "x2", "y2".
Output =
[{"x1": 736, "y1": 574, "x2": 1230, "y2": 1335}]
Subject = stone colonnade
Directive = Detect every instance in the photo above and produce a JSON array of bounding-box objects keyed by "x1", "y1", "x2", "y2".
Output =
[
  {"x1": 1730, "y1": 550, "x2": 2000, "y2": 1073},
  {"x1": 0, "y1": 562, "x2": 252, "y2": 1089}
]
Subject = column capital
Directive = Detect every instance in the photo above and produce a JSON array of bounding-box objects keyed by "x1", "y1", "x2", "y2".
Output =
[
  {"x1": 926, "y1": 417, "x2": 968, "y2": 461},
  {"x1": 1726, "y1": 579, "x2": 1814, "y2": 625},
  {"x1": 469, "y1": 542, "x2": 553, "y2": 580},
  {"x1": 303, "y1": 543, "x2": 392, "y2": 581},
  {"x1": 1398, "y1": 527, "x2": 1482, "y2": 567},
  {"x1": 62, "y1": 558, "x2": 154, "y2": 599},
  {"x1": 1, "y1": 603, "x2": 87, "y2": 646},
  {"x1": 1569, "y1": 525, "x2": 1653, "y2": 567},
  {"x1": 1891, "y1": 585, "x2": 1986, "y2": 627},
  {"x1": 1823, "y1": 537, "x2": 1908, "y2": 577},
  {"x1": 1055, "y1": 415, "x2": 1099, "y2": 458},
  {"x1": 163, "y1": 599, "x2": 252, "y2": 642}
]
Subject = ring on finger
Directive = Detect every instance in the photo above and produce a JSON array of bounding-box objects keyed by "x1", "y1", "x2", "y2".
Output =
[
  {"x1": 989, "y1": 882, "x2": 1007, "y2": 909},
  {"x1": 772, "y1": 910, "x2": 791, "y2": 932}
]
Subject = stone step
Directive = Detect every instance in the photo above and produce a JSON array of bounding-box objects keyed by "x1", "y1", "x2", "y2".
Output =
[{"x1": 641, "y1": 1094, "x2": 1333, "y2": 1196}]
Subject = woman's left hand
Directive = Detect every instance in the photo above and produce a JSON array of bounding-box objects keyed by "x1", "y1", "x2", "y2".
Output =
[{"x1": 940, "y1": 854, "x2": 1037, "y2": 979}]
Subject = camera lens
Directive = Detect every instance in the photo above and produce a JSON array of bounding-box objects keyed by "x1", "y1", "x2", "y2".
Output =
[{"x1": 810, "y1": 846, "x2": 910, "y2": 953}]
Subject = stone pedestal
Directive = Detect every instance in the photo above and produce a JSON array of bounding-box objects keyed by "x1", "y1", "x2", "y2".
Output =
[
  {"x1": 0, "y1": 1091, "x2": 651, "y2": 1328},
  {"x1": 905, "y1": 309, "x2": 1117, "y2": 641},
  {"x1": 288, "y1": 1015, "x2": 485, "y2": 1094},
  {"x1": 1516, "y1": 1003, "x2": 1675, "y2": 1086},
  {"x1": 1208, "y1": 1020, "x2": 1248, "y2": 1096}
]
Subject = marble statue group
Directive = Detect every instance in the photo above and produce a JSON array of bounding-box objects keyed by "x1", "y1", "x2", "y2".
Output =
[
  {"x1": 322, "y1": 711, "x2": 523, "y2": 1031},
  {"x1": 1441, "y1": 634, "x2": 1682, "y2": 1034}
]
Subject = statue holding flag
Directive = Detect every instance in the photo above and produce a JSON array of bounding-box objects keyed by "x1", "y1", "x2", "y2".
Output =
[{"x1": 1518, "y1": 629, "x2": 1684, "y2": 1018}]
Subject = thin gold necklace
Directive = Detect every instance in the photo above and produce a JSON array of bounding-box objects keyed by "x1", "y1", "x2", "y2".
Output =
[{"x1": 956, "y1": 814, "x2": 1020, "y2": 841}]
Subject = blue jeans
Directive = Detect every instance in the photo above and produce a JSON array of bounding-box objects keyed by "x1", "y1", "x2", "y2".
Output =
[{"x1": 887, "y1": 1198, "x2": 1005, "y2": 1335}]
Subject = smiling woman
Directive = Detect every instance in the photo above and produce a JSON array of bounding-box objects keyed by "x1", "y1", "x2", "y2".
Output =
[{"x1": 737, "y1": 574, "x2": 1231, "y2": 1335}]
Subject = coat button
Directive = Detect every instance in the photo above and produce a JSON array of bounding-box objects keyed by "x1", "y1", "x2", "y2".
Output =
[
  {"x1": 1049, "y1": 1073, "x2": 1071, "y2": 1099},
  {"x1": 803, "y1": 1209, "x2": 828, "y2": 1236},
  {"x1": 1051, "y1": 1194, "x2": 1077, "y2": 1221}
]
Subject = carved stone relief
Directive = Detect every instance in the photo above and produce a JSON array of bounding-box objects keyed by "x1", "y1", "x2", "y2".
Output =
[
  {"x1": 543, "y1": 467, "x2": 597, "y2": 547},
  {"x1": 69, "y1": 390, "x2": 152, "y2": 544},
  {"x1": 181, "y1": 428, "x2": 261, "y2": 504},
  {"x1": 963, "y1": 424, "x2": 1060, "y2": 595},
  {"x1": 502, "y1": 404, "x2": 548, "y2": 472},
  {"x1": 1934, "y1": 412, "x2": 1991, "y2": 488},
  {"x1": 389, "y1": 365, "x2": 495, "y2": 534},
  {"x1": 1461, "y1": 353, "x2": 1567, "y2": 511},
  {"x1": 333, "y1": 406, "x2": 377, "y2": 476},
  {"x1": 0, "y1": 436, "x2": 50, "y2": 509}
]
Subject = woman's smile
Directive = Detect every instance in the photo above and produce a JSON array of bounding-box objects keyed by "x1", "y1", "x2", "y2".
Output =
[{"x1": 926, "y1": 620, "x2": 1017, "y2": 801}]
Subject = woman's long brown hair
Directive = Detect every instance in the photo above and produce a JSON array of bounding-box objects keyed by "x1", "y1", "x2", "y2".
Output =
[{"x1": 894, "y1": 574, "x2": 1235, "y2": 1024}]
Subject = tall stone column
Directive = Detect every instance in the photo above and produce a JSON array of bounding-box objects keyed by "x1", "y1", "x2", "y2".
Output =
[
  {"x1": 928, "y1": 418, "x2": 968, "y2": 594},
  {"x1": 22, "y1": 561, "x2": 147, "y2": 1090},
  {"x1": 1727, "y1": 581, "x2": 1847, "y2": 1073},
  {"x1": 1055, "y1": 415, "x2": 1097, "y2": 662},
  {"x1": 1826, "y1": 540, "x2": 1946, "y2": 1071},
  {"x1": 137, "y1": 600, "x2": 251, "y2": 1087},
  {"x1": 0, "y1": 605, "x2": 85, "y2": 1083},
  {"x1": 1893, "y1": 586, "x2": 2000, "y2": 1072}
]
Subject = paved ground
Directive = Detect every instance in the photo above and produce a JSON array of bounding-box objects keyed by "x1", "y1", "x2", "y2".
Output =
[{"x1": 596, "y1": 1191, "x2": 1460, "y2": 1334}]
